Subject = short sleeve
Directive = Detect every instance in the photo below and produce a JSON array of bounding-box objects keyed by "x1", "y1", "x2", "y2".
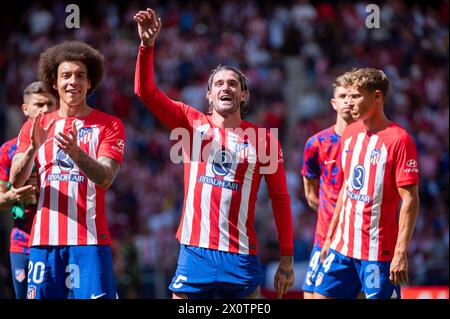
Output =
[
  {"x1": 394, "y1": 133, "x2": 419, "y2": 187},
  {"x1": 301, "y1": 136, "x2": 320, "y2": 179},
  {"x1": 97, "y1": 117, "x2": 126, "y2": 165}
]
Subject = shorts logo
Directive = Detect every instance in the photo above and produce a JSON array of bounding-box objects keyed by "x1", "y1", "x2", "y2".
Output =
[
  {"x1": 27, "y1": 285, "x2": 36, "y2": 299},
  {"x1": 15, "y1": 268, "x2": 26, "y2": 283},
  {"x1": 91, "y1": 292, "x2": 107, "y2": 299},
  {"x1": 351, "y1": 165, "x2": 365, "y2": 190},
  {"x1": 305, "y1": 271, "x2": 313, "y2": 286},
  {"x1": 172, "y1": 275, "x2": 187, "y2": 289},
  {"x1": 315, "y1": 272, "x2": 324, "y2": 287}
]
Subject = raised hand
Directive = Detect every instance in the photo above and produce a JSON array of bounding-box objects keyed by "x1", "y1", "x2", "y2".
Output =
[
  {"x1": 134, "y1": 8, "x2": 161, "y2": 47},
  {"x1": 54, "y1": 120, "x2": 83, "y2": 162},
  {"x1": 30, "y1": 113, "x2": 55, "y2": 150}
]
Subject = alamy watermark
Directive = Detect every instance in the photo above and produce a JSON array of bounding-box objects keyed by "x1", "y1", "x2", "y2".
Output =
[
  {"x1": 169, "y1": 121, "x2": 281, "y2": 175},
  {"x1": 66, "y1": 4, "x2": 80, "y2": 29},
  {"x1": 366, "y1": 4, "x2": 380, "y2": 29}
]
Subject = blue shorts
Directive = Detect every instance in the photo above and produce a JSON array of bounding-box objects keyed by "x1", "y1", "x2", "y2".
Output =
[
  {"x1": 301, "y1": 243, "x2": 322, "y2": 293},
  {"x1": 314, "y1": 248, "x2": 401, "y2": 299},
  {"x1": 26, "y1": 245, "x2": 117, "y2": 299},
  {"x1": 169, "y1": 245, "x2": 263, "y2": 299},
  {"x1": 10, "y1": 252, "x2": 29, "y2": 299}
]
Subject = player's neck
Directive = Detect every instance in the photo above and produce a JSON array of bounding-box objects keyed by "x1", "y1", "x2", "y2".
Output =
[
  {"x1": 362, "y1": 111, "x2": 391, "y2": 133},
  {"x1": 59, "y1": 102, "x2": 92, "y2": 118},
  {"x1": 211, "y1": 111, "x2": 242, "y2": 129},
  {"x1": 334, "y1": 116, "x2": 353, "y2": 136}
]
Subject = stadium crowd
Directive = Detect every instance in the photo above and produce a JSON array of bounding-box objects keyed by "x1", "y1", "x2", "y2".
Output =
[{"x1": 0, "y1": 0, "x2": 448, "y2": 298}]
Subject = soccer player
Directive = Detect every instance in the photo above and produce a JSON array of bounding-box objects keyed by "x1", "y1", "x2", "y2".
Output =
[
  {"x1": 314, "y1": 68, "x2": 420, "y2": 299},
  {"x1": 9, "y1": 41, "x2": 126, "y2": 299},
  {"x1": 0, "y1": 81, "x2": 57, "y2": 298},
  {"x1": 134, "y1": 8, "x2": 294, "y2": 299},
  {"x1": 301, "y1": 73, "x2": 354, "y2": 298}
]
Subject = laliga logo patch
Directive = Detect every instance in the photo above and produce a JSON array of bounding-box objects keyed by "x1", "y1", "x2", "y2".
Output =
[
  {"x1": 212, "y1": 150, "x2": 232, "y2": 176},
  {"x1": 56, "y1": 149, "x2": 74, "y2": 171},
  {"x1": 351, "y1": 165, "x2": 365, "y2": 191}
]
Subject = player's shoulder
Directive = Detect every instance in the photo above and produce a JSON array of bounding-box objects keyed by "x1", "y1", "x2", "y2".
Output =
[
  {"x1": 0, "y1": 137, "x2": 18, "y2": 150},
  {"x1": 307, "y1": 125, "x2": 336, "y2": 143},
  {"x1": 89, "y1": 109, "x2": 124, "y2": 125},
  {"x1": 381, "y1": 122, "x2": 414, "y2": 143},
  {"x1": 343, "y1": 121, "x2": 364, "y2": 135}
]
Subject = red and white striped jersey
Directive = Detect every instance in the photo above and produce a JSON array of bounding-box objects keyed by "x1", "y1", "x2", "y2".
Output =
[
  {"x1": 16, "y1": 109, "x2": 126, "y2": 246},
  {"x1": 135, "y1": 45, "x2": 293, "y2": 256},
  {"x1": 330, "y1": 121, "x2": 419, "y2": 261}
]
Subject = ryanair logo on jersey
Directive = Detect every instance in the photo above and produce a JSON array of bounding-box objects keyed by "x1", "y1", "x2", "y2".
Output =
[
  {"x1": 370, "y1": 149, "x2": 381, "y2": 165},
  {"x1": 78, "y1": 127, "x2": 93, "y2": 144}
]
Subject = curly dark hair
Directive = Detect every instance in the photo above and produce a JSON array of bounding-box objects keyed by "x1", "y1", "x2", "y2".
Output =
[{"x1": 39, "y1": 41, "x2": 104, "y2": 97}]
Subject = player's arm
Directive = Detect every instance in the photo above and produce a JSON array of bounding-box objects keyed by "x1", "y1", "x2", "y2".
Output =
[
  {"x1": 264, "y1": 138, "x2": 295, "y2": 298},
  {"x1": 303, "y1": 176, "x2": 319, "y2": 211},
  {"x1": 10, "y1": 114, "x2": 54, "y2": 188},
  {"x1": 390, "y1": 184, "x2": 419, "y2": 286},
  {"x1": 320, "y1": 185, "x2": 344, "y2": 262},
  {"x1": 134, "y1": 9, "x2": 188, "y2": 129}
]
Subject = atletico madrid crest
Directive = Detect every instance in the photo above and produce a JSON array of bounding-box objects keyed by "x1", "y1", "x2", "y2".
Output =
[
  {"x1": 15, "y1": 268, "x2": 25, "y2": 283},
  {"x1": 370, "y1": 149, "x2": 381, "y2": 165},
  {"x1": 235, "y1": 142, "x2": 249, "y2": 159},
  {"x1": 78, "y1": 127, "x2": 93, "y2": 144}
]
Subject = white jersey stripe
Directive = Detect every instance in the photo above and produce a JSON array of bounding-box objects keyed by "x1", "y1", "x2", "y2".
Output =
[
  {"x1": 198, "y1": 126, "x2": 216, "y2": 248},
  {"x1": 237, "y1": 148, "x2": 256, "y2": 254},
  {"x1": 353, "y1": 135, "x2": 379, "y2": 259},
  {"x1": 33, "y1": 133, "x2": 50, "y2": 246},
  {"x1": 86, "y1": 126, "x2": 100, "y2": 245},
  {"x1": 48, "y1": 119, "x2": 66, "y2": 245},
  {"x1": 340, "y1": 132, "x2": 365, "y2": 256},
  {"x1": 369, "y1": 143, "x2": 387, "y2": 260},
  {"x1": 181, "y1": 124, "x2": 209, "y2": 244},
  {"x1": 218, "y1": 132, "x2": 238, "y2": 251}
]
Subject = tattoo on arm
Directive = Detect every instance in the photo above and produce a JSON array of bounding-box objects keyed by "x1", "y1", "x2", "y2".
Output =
[{"x1": 74, "y1": 151, "x2": 120, "y2": 189}]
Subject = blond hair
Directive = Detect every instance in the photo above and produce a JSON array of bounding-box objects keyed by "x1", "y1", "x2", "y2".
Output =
[{"x1": 348, "y1": 68, "x2": 390, "y2": 100}]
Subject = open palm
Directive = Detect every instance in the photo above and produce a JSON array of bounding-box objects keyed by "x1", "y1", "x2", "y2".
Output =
[
  {"x1": 134, "y1": 8, "x2": 161, "y2": 47},
  {"x1": 30, "y1": 113, "x2": 54, "y2": 150}
]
